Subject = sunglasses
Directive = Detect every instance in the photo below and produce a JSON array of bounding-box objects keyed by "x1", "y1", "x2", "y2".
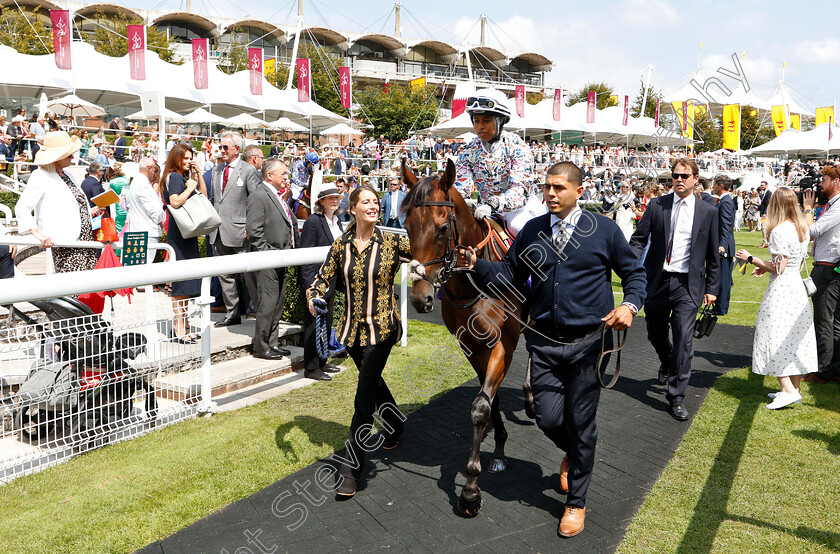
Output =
[
  {"x1": 465, "y1": 97, "x2": 497, "y2": 110},
  {"x1": 220, "y1": 145, "x2": 235, "y2": 151},
  {"x1": 672, "y1": 173, "x2": 693, "y2": 180}
]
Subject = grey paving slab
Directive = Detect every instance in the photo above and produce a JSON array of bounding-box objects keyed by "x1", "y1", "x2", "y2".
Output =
[{"x1": 140, "y1": 318, "x2": 753, "y2": 553}]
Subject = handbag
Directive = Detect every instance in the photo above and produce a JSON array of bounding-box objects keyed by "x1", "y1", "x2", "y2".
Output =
[
  {"x1": 165, "y1": 176, "x2": 221, "y2": 239},
  {"x1": 802, "y1": 256, "x2": 817, "y2": 297},
  {"x1": 94, "y1": 216, "x2": 119, "y2": 243},
  {"x1": 694, "y1": 303, "x2": 718, "y2": 339}
]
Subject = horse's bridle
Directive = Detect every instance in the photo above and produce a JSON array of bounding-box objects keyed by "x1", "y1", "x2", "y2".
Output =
[{"x1": 408, "y1": 198, "x2": 466, "y2": 289}]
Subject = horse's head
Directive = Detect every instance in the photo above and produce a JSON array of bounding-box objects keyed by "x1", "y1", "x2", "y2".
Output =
[{"x1": 402, "y1": 158, "x2": 457, "y2": 313}]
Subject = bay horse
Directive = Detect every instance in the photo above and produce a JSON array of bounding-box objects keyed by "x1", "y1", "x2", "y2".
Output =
[
  {"x1": 401, "y1": 158, "x2": 534, "y2": 517},
  {"x1": 283, "y1": 168, "x2": 314, "y2": 220}
]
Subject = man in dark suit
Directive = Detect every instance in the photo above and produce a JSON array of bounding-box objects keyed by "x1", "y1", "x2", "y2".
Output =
[
  {"x1": 332, "y1": 153, "x2": 349, "y2": 177},
  {"x1": 246, "y1": 158, "x2": 298, "y2": 360},
  {"x1": 461, "y1": 161, "x2": 646, "y2": 538},
  {"x1": 210, "y1": 131, "x2": 261, "y2": 327},
  {"x1": 700, "y1": 178, "x2": 715, "y2": 206},
  {"x1": 114, "y1": 132, "x2": 127, "y2": 161},
  {"x1": 80, "y1": 162, "x2": 105, "y2": 207},
  {"x1": 269, "y1": 140, "x2": 282, "y2": 158},
  {"x1": 757, "y1": 180, "x2": 772, "y2": 247},
  {"x1": 336, "y1": 178, "x2": 351, "y2": 222},
  {"x1": 381, "y1": 178, "x2": 407, "y2": 228},
  {"x1": 712, "y1": 174, "x2": 736, "y2": 315},
  {"x1": 630, "y1": 158, "x2": 720, "y2": 421}
]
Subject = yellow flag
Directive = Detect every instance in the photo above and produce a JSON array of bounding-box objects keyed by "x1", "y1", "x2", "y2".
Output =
[
  {"x1": 790, "y1": 113, "x2": 801, "y2": 131},
  {"x1": 265, "y1": 58, "x2": 276, "y2": 74},
  {"x1": 409, "y1": 76, "x2": 426, "y2": 92},
  {"x1": 609, "y1": 95, "x2": 618, "y2": 106},
  {"x1": 816, "y1": 107, "x2": 835, "y2": 126},
  {"x1": 771, "y1": 105, "x2": 787, "y2": 136},
  {"x1": 722, "y1": 104, "x2": 740, "y2": 151}
]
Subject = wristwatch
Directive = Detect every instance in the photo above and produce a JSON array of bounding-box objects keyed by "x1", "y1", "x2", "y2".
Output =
[
  {"x1": 747, "y1": 255, "x2": 753, "y2": 264},
  {"x1": 805, "y1": 208, "x2": 813, "y2": 214}
]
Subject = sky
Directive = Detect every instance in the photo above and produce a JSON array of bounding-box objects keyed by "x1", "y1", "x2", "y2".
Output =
[{"x1": 126, "y1": 0, "x2": 840, "y2": 110}]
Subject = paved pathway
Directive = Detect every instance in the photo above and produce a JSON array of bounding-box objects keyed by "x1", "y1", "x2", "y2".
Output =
[{"x1": 141, "y1": 319, "x2": 754, "y2": 553}]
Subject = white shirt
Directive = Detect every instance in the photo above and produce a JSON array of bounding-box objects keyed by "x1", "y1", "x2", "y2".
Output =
[
  {"x1": 810, "y1": 193, "x2": 840, "y2": 263},
  {"x1": 390, "y1": 190, "x2": 400, "y2": 219},
  {"x1": 663, "y1": 192, "x2": 696, "y2": 274},
  {"x1": 125, "y1": 172, "x2": 166, "y2": 237},
  {"x1": 325, "y1": 213, "x2": 343, "y2": 239}
]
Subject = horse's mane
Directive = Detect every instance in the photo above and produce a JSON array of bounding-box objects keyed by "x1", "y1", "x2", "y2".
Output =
[{"x1": 400, "y1": 174, "x2": 441, "y2": 215}]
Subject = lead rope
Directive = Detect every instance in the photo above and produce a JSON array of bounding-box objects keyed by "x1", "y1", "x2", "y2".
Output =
[{"x1": 311, "y1": 297, "x2": 330, "y2": 362}]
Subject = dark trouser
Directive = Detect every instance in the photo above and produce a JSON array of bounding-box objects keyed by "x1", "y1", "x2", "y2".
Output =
[
  {"x1": 302, "y1": 294, "x2": 334, "y2": 372},
  {"x1": 526, "y1": 328, "x2": 609, "y2": 508},
  {"x1": 812, "y1": 265, "x2": 840, "y2": 375},
  {"x1": 251, "y1": 267, "x2": 286, "y2": 354},
  {"x1": 340, "y1": 333, "x2": 403, "y2": 480},
  {"x1": 0, "y1": 245, "x2": 14, "y2": 279},
  {"x1": 714, "y1": 256, "x2": 733, "y2": 315},
  {"x1": 645, "y1": 272, "x2": 698, "y2": 403},
  {"x1": 214, "y1": 239, "x2": 257, "y2": 318},
  {"x1": 385, "y1": 218, "x2": 401, "y2": 229}
]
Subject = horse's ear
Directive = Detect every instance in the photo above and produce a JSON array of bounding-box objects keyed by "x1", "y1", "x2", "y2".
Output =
[
  {"x1": 440, "y1": 158, "x2": 456, "y2": 190},
  {"x1": 401, "y1": 158, "x2": 418, "y2": 190}
]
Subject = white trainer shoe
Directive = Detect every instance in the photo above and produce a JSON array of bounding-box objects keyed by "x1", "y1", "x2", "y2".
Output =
[{"x1": 766, "y1": 391, "x2": 802, "y2": 410}]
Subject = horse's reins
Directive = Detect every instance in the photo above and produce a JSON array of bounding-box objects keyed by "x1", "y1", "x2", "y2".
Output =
[{"x1": 408, "y1": 196, "x2": 628, "y2": 389}]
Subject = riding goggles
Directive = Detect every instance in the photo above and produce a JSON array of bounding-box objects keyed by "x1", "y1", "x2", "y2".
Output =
[{"x1": 465, "y1": 97, "x2": 497, "y2": 110}]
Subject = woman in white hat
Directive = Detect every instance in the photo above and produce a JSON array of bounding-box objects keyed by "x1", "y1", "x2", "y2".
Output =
[{"x1": 15, "y1": 131, "x2": 103, "y2": 273}]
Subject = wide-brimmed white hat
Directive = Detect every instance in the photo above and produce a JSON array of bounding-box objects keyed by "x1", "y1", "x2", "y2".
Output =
[{"x1": 34, "y1": 131, "x2": 81, "y2": 165}]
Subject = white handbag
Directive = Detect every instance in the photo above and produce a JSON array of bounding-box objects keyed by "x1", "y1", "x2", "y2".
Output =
[
  {"x1": 166, "y1": 176, "x2": 221, "y2": 239},
  {"x1": 802, "y1": 256, "x2": 817, "y2": 297}
]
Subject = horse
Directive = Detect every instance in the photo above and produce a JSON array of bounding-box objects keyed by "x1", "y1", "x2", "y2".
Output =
[
  {"x1": 285, "y1": 172, "x2": 312, "y2": 221},
  {"x1": 401, "y1": 158, "x2": 534, "y2": 517}
]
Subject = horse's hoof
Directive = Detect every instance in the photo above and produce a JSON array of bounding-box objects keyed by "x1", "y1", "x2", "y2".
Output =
[
  {"x1": 458, "y1": 492, "x2": 482, "y2": 517},
  {"x1": 487, "y1": 457, "x2": 508, "y2": 473},
  {"x1": 524, "y1": 400, "x2": 536, "y2": 420}
]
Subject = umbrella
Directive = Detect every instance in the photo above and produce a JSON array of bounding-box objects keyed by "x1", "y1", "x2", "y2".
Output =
[
  {"x1": 320, "y1": 123, "x2": 364, "y2": 136},
  {"x1": 126, "y1": 107, "x2": 182, "y2": 120},
  {"x1": 47, "y1": 93, "x2": 107, "y2": 118},
  {"x1": 78, "y1": 244, "x2": 133, "y2": 314},
  {"x1": 226, "y1": 113, "x2": 271, "y2": 129},
  {"x1": 268, "y1": 117, "x2": 308, "y2": 132}
]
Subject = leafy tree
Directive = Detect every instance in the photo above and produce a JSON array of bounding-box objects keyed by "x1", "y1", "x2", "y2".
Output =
[
  {"x1": 526, "y1": 91, "x2": 543, "y2": 106},
  {"x1": 265, "y1": 43, "x2": 346, "y2": 117},
  {"x1": 218, "y1": 37, "x2": 248, "y2": 75},
  {"x1": 567, "y1": 82, "x2": 616, "y2": 110},
  {"x1": 353, "y1": 82, "x2": 438, "y2": 141},
  {"x1": 692, "y1": 110, "x2": 721, "y2": 152},
  {"x1": 630, "y1": 80, "x2": 663, "y2": 119},
  {"x1": 740, "y1": 106, "x2": 775, "y2": 150},
  {"x1": 83, "y1": 13, "x2": 178, "y2": 63},
  {"x1": 0, "y1": 7, "x2": 52, "y2": 55}
]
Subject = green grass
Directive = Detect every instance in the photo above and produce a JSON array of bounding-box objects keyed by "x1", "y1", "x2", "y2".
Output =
[
  {"x1": 0, "y1": 320, "x2": 474, "y2": 553},
  {"x1": 619, "y1": 369, "x2": 840, "y2": 553}
]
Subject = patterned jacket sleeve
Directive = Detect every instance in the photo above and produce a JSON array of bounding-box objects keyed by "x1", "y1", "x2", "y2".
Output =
[
  {"x1": 398, "y1": 233, "x2": 412, "y2": 260},
  {"x1": 454, "y1": 157, "x2": 475, "y2": 198},
  {"x1": 307, "y1": 239, "x2": 341, "y2": 301},
  {"x1": 500, "y1": 141, "x2": 535, "y2": 211}
]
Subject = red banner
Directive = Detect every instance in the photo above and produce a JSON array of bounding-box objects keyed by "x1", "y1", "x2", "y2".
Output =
[
  {"x1": 338, "y1": 66, "x2": 351, "y2": 109},
  {"x1": 586, "y1": 92, "x2": 596, "y2": 123},
  {"x1": 681, "y1": 101, "x2": 688, "y2": 131},
  {"x1": 191, "y1": 38, "x2": 209, "y2": 89},
  {"x1": 127, "y1": 25, "x2": 145, "y2": 81},
  {"x1": 296, "y1": 58, "x2": 310, "y2": 102},
  {"x1": 552, "y1": 88, "x2": 562, "y2": 121},
  {"x1": 515, "y1": 85, "x2": 525, "y2": 118},
  {"x1": 50, "y1": 10, "x2": 71, "y2": 70},
  {"x1": 248, "y1": 48, "x2": 263, "y2": 95},
  {"x1": 654, "y1": 99, "x2": 660, "y2": 127},
  {"x1": 622, "y1": 95, "x2": 629, "y2": 126}
]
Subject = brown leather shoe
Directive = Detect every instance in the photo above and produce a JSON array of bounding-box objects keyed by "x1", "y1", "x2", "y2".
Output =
[
  {"x1": 559, "y1": 455, "x2": 570, "y2": 494},
  {"x1": 558, "y1": 505, "x2": 585, "y2": 537}
]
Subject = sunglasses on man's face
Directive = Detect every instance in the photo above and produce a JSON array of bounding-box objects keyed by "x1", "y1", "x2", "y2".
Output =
[{"x1": 672, "y1": 173, "x2": 693, "y2": 180}]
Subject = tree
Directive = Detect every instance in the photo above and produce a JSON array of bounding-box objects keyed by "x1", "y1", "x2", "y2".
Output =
[
  {"x1": 630, "y1": 80, "x2": 663, "y2": 119},
  {"x1": 265, "y1": 43, "x2": 346, "y2": 117},
  {"x1": 526, "y1": 90, "x2": 544, "y2": 106},
  {"x1": 566, "y1": 82, "x2": 616, "y2": 110},
  {"x1": 692, "y1": 110, "x2": 722, "y2": 152},
  {"x1": 83, "y1": 13, "x2": 178, "y2": 63},
  {"x1": 0, "y1": 7, "x2": 52, "y2": 55},
  {"x1": 740, "y1": 106, "x2": 775, "y2": 150},
  {"x1": 354, "y1": 82, "x2": 438, "y2": 141},
  {"x1": 218, "y1": 37, "x2": 248, "y2": 75}
]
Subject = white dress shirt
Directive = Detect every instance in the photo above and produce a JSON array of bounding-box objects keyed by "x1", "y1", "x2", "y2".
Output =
[
  {"x1": 125, "y1": 172, "x2": 166, "y2": 238},
  {"x1": 663, "y1": 192, "x2": 696, "y2": 274},
  {"x1": 811, "y1": 193, "x2": 840, "y2": 263},
  {"x1": 326, "y1": 213, "x2": 343, "y2": 239}
]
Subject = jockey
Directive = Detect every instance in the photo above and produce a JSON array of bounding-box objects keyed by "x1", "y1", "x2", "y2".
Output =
[
  {"x1": 454, "y1": 88, "x2": 540, "y2": 234},
  {"x1": 291, "y1": 150, "x2": 320, "y2": 199}
]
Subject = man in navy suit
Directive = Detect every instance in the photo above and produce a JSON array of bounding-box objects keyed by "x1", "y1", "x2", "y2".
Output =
[
  {"x1": 630, "y1": 158, "x2": 720, "y2": 422},
  {"x1": 381, "y1": 178, "x2": 407, "y2": 228},
  {"x1": 712, "y1": 174, "x2": 736, "y2": 315},
  {"x1": 461, "y1": 162, "x2": 646, "y2": 538}
]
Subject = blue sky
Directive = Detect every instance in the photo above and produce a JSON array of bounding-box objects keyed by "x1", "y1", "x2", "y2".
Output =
[{"x1": 128, "y1": 0, "x2": 840, "y2": 110}]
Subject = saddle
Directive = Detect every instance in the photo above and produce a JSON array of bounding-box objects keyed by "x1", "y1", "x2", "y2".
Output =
[{"x1": 477, "y1": 215, "x2": 512, "y2": 260}]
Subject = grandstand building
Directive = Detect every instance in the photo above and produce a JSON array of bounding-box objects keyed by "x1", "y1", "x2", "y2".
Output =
[{"x1": 0, "y1": 0, "x2": 552, "y2": 109}]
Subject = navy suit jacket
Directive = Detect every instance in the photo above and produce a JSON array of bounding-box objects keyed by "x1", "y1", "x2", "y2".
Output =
[
  {"x1": 80, "y1": 176, "x2": 105, "y2": 207},
  {"x1": 717, "y1": 193, "x2": 736, "y2": 257},
  {"x1": 474, "y1": 211, "x2": 646, "y2": 329},
  {"x1": 700, "y1": 191, "x2": 715, "y2": 206},
  {"x1": 629, "y1": 194, "x2": 721, "y2": 307}
]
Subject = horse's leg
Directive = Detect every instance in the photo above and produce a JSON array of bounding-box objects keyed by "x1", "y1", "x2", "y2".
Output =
[
  {"x1": 523, "y1": 356, "x2": 536, "y2": 419},
  {"x1": 458, "y1": 346, "x2": 506, "y2": 517},
  {"x1": 486, "y1": 393, "x2": 508, "y2": 473}
]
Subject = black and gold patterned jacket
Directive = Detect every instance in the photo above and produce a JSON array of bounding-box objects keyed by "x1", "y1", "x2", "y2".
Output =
[{"x1": 308, "y1": 227, "x2": 411, "y2": 347}]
